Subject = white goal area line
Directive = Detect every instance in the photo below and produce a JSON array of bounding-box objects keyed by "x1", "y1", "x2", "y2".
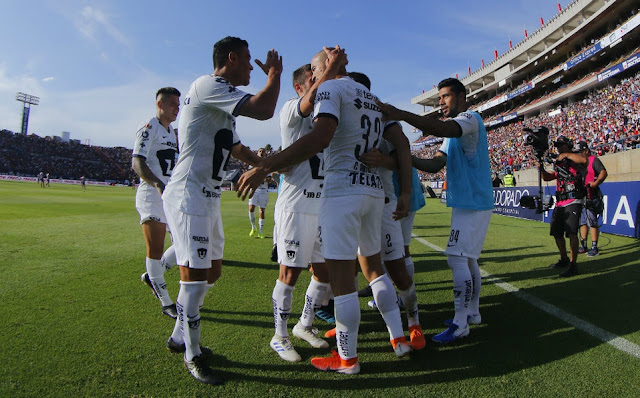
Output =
[{"x1": 411, "y1": 234, "x2": 640, "y2": 360}]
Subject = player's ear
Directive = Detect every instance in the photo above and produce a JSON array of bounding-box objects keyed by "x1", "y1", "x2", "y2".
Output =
[{"x1": 228, "y1": 51, "x2": 237, "y2": 65}]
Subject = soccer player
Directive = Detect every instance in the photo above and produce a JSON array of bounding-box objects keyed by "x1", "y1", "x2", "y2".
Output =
[
  {"x1": 80, "y1": 176, "x2": 86, "y2": 189},
  {"x1": 161, "y1": 36, "x2": 282, "y2": 385},
  {"x1": 237, "y1": 46, "x2": 413, "y2": 374},
  {"x1": 269, "y1": 58, "x2": 342, "y2": 362},
  {"x1": 132, "y1": 87, "x2": 181, "y2": 319},
  {"x1": 377, "y1": 77, "x2": 494, "y2": 344},
  {"x1": 248, "y1": 148, "x2": 269, "y2": 238},
  {"x1": 45, "y1": 172, "x2": 50, "y2": 187}
]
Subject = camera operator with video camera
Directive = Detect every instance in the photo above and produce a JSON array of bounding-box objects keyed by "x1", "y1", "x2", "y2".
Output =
[
  {"x1": 540, "y1": 136, "x2": 587, "y2": 277},
  {"x1": 577, "y1": 141, "x2": 607, "y2": 257}
]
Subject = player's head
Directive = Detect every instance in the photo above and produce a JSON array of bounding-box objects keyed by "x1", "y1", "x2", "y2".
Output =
[
  {"x1": 437, "y1": 78, "x2": 467, "y2": 118},
  {"x1": 311, "y1": 47, "x2": 347, "y2": 81},
  {"x1": 292, "y1": 64, "x2": 313, "y2": 97},
  {"x1": 213, "y1": 36, "x2": 252, "y2": 86},
  {"x1": 156, "y1": 87, "x2": 181, "y2": 123},
  {"x1": 348, "y1": 72, "x2": 371, "y2": 90}
]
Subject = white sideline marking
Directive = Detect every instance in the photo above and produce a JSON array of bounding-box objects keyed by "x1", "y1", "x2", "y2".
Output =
[{"x1": 412, "y1": 234, "x2": 640, "y2": 359}]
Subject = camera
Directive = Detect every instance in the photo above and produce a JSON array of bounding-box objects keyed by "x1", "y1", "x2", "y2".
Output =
[
  {"x1": 520, "y1": 193, "x2": 555, "y2": 213},
  {"x1": 523, "y1": 126, "x2": 550, "y2": 159}
]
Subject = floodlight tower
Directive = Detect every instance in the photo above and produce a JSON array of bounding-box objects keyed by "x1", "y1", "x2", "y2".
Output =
[{"x1": 15, "y1": 92, "x2": 40, "y2": 135}]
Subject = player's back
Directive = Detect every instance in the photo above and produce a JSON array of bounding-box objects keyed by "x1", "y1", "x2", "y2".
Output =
[{"x1": 314, "y1": 77, "x2": 386, "y2": 199}]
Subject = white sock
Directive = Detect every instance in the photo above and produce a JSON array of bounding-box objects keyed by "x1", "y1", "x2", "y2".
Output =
[
  {"x1": 300, "y1": 277, "x2": 330, "y2": 328},
  {"x1": 397, "y1": 283, "x2": 419, "y2": 328},
  {"x1": 249, "y1": 212, "x2": 256, "y2": 229},
  {"x1": 146, "y1": 257, "x2": 172, "y2": 306},
  {"x1": 175, "y1": 281, "x2": 206, "y2": 361},
  {"x1": 272, "y1": 279, "x2": 294, "y2": 337},
  {"x1": 448, "y1": 255, "x2": 471, "y2": 327},
  {"x1": 200, "y1": 283, "x2": 214, "y2": 310},
  {"x1": 334, "y1": 292, "x2": 360, "y2": 360},
  {"x1": 467, "y1": 258, "x2": 481, "y2": 316},
  {"x1": 370, "y1": 274, "x2": 404, "y2": 341},
  {"x1": 404, "y1": 257, "x2": 415, "y2": 280},
  {"x1": 258, "y1": 218, "x2": 265, "y2": 234},
  {"x1": 160, "y1": 245, "x2": 177, "y2": 271}
]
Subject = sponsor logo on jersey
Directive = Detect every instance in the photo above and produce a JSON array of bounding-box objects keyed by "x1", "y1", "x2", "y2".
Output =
[
  {"x1": 317, "y1": 91, "x2": 330, "y2": 101},
  {"x1": 348, "y1": 171, "x2": 382, "y2": 189},
  {"x1": 202, "y1": 187, "x2": 221, "y2": 198},
  {"x1": 302, "y1": 189, "x2": 322, "y2": 199},
  {"x1": 197, "y1": 248, "x2": 207, "y2": 259},
  {"x1": 354, "y1": 98, "x2": 363, "y2": 109},
  {"x1": 141, "y1": 130, "x2": 149, "y2": 139},
  {"x1": 384, "y1": 249, "x2": 395, "y2": 255},
  {"x1": 286, "y1": 250, "x2": 296, "y2": 260},
  {"x1": 192, "y1": 235, "x2": 209, "y2": 243},
  {"x1": 284, "y1": 239, "x2": 299, "y2": 246}
]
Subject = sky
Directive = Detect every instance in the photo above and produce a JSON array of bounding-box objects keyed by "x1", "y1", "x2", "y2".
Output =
[{"x1": 0, "y1": 0, "x2": 568, "y2": 150}]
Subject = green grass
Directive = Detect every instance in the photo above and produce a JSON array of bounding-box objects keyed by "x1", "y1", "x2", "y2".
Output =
[{"x1": 0, "y1": 180, "x2": 639, "y2": 397}]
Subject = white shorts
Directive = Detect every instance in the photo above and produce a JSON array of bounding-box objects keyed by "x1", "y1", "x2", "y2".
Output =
[
  {"x1": 135, "y1": 197, "x2": 167, "y2": 225},
  {"x1": 164, "y1": 204, "x2": 224, "y2": 269},
  {"x1": 400, "y1": 211, "x2": 417, "y2": 247},
  {"x1": 249, "y1": 190, "x2": 268, "y2": 208},
  {"x1": 381, "y1": 199, "x2": 405, "y2": 262},
  {"x1": 444, "y1": 208, "x2": 492, "y2": 260},
  {"x1": 318, "y1": 195, "x2": 383, "y2": 260},
  {"x1": 274, "y1": 208, "x2": 323, "y2": 268}
]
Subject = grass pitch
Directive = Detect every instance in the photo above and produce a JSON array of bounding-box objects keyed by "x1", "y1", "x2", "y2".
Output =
[{"x1": 0, "y1": 180, "x2": 639, "y2": 397}]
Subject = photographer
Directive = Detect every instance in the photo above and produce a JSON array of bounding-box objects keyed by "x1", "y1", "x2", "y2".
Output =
[
  {"x1": 540, "y1": 136, "x2": 587, "y2": 277},
  {"x1": 577, "y1": 141, "x2": 607, "y2": 257}
]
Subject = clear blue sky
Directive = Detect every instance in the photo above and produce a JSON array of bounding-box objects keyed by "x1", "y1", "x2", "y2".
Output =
[{"x1": 0, "y1": 0, "x2": 566, "y2": 150}]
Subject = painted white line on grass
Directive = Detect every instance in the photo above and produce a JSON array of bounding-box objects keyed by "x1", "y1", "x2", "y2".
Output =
[{"x1": 412, "y1": 234, "x2": 640, "y2": 360}]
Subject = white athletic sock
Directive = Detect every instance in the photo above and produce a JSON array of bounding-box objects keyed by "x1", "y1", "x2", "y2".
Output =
[
  {"x1": 300, "y1": 277, "x2": 330, "y2": 328},
  {"x1": 405, "y1": 257, "x2": 415, "y2": 280},
  {"x1": 249, "y1": 212, "x2": 256, "y2": 229},
  {"x1": 146, "y1": 257, "x2": 172, "y2": 306},
  {"x1": 397, "y1": 282, "x2": 420, "y2": 328},
  {"x1": 175, "y1": 281, "x2": 207, "y2": 361},
  {"x1": 199, "y1": 283, "x2": 214, "y2": 310},
  {"x1": 160, "y1": 245, "x2": 177, "y2": 271},
  {"x1": 448, "y1": 255, "x2": 471, "y2": 327},
  {"x1": 467, "y1": 258, "x2": 481, "y2": 316},
  {"x1": 334, "y1": 292, "x2": 360, "y2": 360},
  {"x1": 370, "y1": 274, "x2": 404, "y2": 340},
  {"x1": 258, "y1": 218, "x2": 265, "y2": 234},
  {"x1": 272, "y1": 279, "x2": 295, "y2": 337}
]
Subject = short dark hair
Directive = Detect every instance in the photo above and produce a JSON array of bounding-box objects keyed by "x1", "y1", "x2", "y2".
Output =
[
  {"x1": 348, "y1": 72, "x2": 371, "y2": 90},
  {"x1": 292, "y1": 64, "x2": 311, "y2": 88},
  {"x1": 156, "y1": 87, "x2": 181, "y2": 100},
  {"x1": 437, "y1": 78, "x2": 466, "y2": 95},
  {"x1": 213, "y1": 36, "x2": 249, "y2": 69}
]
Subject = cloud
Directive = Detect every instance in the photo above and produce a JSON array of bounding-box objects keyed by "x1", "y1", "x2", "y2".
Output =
[
  {"x1": 42, "y1": 77, "x2": 54, "y2": 82},
  {"x1": 72, "y1": 5, "x2": 131, "y2": 48}
]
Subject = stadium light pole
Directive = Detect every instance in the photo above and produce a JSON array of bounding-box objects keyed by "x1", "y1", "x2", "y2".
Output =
[{"x1": 15, "y1": 92, "x2": 40, "y2": 135}]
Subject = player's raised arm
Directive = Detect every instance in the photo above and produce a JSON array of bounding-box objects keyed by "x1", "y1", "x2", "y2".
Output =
[{"x1": 238, "y1": 49, "x2": 283, "y2": 120}]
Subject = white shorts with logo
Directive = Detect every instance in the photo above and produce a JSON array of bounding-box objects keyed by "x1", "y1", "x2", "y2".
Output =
[
  {"x1": 274, "y1": 208, "x2": 323, "y2": 268},
  {"x1": 318, "y1": 195, "x2": 383, "y2": 260},
  {"x1": 136, "y1": 196, "x2": 167, "y2": 225},
  {"x1": 444, "y1": 208, "x2": 492, "y2": 260},
  {"x1": 249, "y1": 190, "x2": 269, "y2": 208},
  {"x1": 164, "y1": 203, "x2": 224, "y2": 269},
  {"x1": 381, "y1": 199, "x2": 405, "y2": 262},
  {"x1": 400, "y1": 211, "x2": 417, "y2": 247}
]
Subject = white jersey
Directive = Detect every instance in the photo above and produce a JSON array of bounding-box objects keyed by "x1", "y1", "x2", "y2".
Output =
[
  {"x1": 275, "y1": 97, "x2": 324, "y2": 214},
  {"x1": 314, "y1": 76, "x2": 391, "y2": 199},
  {"x1": 163, "y1": 75, "x2": 249, "y2": 216},
  {"x1": 438, "y1": 111, "x2": 479, "y2": 158},
  {"x1": 132, "y1": 117, "x2": 178, "y2": 201},
  {"x1": 378, "y1": 139, "x2": 396, "y2": 199}
]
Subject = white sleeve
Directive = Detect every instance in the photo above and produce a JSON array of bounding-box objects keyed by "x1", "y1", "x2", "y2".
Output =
[
  {"x1": 313, "y1": 80, "x2": 340, "y2": 122},
  {"x1": 452, "y1": 111, "x2": 479, "y2": 156},
  {"x1": 132, "y1": 119, "x2": 154, "y2": 159},
  {"x1": 196, "y1": 77, "x2": 252, "y2": 116}
]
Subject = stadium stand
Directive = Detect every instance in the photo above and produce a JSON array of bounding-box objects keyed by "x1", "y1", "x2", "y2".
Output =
[{"x1": 411, "y1": 0, "x2": 640, "y2": 182}]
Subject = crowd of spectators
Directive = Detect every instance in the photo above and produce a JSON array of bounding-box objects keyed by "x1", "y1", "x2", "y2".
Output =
[{"x1": 0, "y1": 131, "x2": 133, "y2": 183}]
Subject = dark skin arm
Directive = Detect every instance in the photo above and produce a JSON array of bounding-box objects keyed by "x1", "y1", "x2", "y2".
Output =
[
  {"x1": 375, "y1": 102, "x2": 463, "y2": 138},
  {"x1": 412, "y1": 152, "x2": 447, "y2": 174}
]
